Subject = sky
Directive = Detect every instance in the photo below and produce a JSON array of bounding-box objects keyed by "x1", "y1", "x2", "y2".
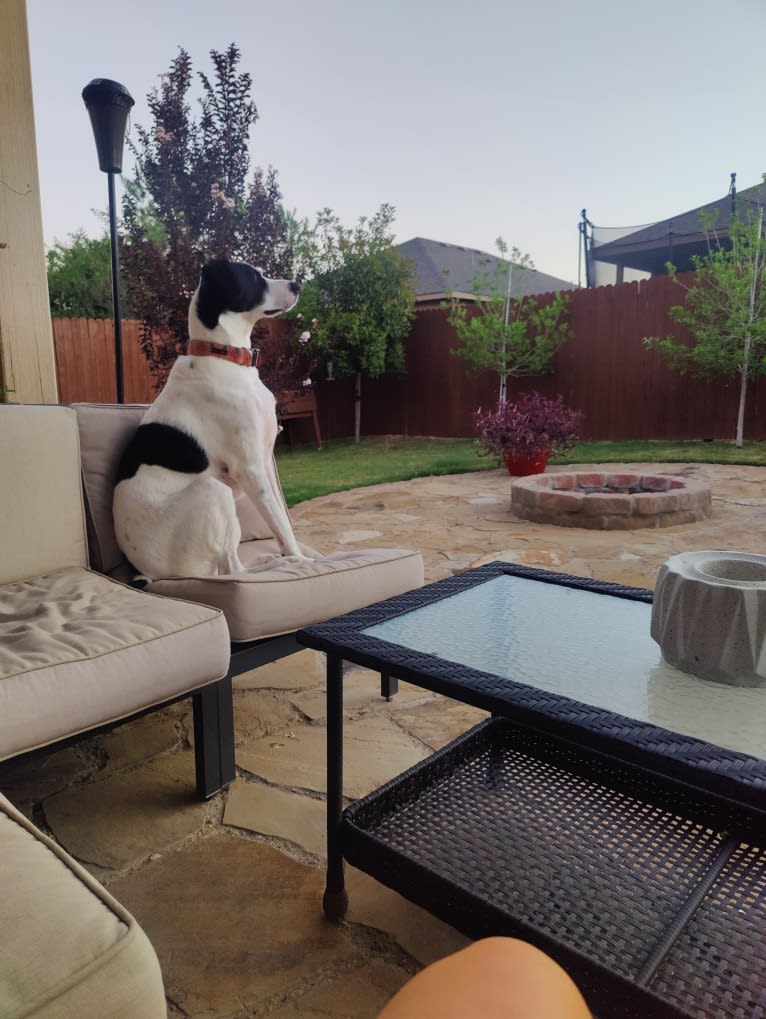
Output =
[{"x1": 27, "y1": 0, "x2": 766, "y2": 286}]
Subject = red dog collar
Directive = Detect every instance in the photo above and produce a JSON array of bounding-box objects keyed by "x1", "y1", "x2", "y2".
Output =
[{"x1": 187, "y1": 339, "x2": 255, "y2": 366}]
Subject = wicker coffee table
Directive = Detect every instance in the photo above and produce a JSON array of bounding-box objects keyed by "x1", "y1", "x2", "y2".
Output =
[{"x1": 297, "y1": 562, "x2": 766, "y2": 1019}]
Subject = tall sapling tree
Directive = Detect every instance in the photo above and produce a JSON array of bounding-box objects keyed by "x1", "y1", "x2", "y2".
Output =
[
  {"x1": 445, "y1": 238, "x2": 572, "y2": 405},
  {"x1": 289, "y1": 205, "x2": 415, "y2": 443},
  {"x1": 644, "y1": 180, "x2": 766, "y2": 447}
]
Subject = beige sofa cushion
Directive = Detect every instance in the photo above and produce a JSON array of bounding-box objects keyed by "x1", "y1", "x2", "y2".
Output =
[
  {"x1": 0, "y1": 405, "x2": 88, "y2": 584},
  {"x1": 74, "y1": 402, "x2": 148, "y2": 574},
  {"x1": 0, "y1": 566, "x2": 230, "y2": 760},
  {"x1": 148, "y1": 542, "x2": 425, "y2": 642},
  {"x1": 0, "y1": 791, "x2": 166, "y2": 1018}
]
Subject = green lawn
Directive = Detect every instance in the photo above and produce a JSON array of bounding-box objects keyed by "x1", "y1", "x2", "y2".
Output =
[
  {"x1": 553, "y1": 438, "x2": 766, "y2": 467},
  {"x1": 275, "y1": 436, "x2": 766, "y2": 507}
]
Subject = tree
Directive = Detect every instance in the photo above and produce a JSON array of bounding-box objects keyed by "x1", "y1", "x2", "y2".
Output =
[
  {"x1": 288, "y1": 205, "x2": 416, "y2": 442},
  {"x1": 445, "y1": 238, "x2": 571, "y2": 405},
  {"x1": 644, "y1": 187, "x2": 766, "y2": 447},
  {"x1": 121, "y1": 44, "x2": 293, "y2": 386},
  {"x1": 46, "y1": 230, "x2": 119, "y2": 318}
]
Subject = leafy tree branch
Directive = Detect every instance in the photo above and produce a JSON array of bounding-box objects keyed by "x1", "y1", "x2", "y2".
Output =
[
  {"x1": 288, "y1": 204, "x2": 415, "y2": 442},
  {"x1": 120, "y1": 44, "x2": 292, "y2": 387},
  {"x1": 444, "y1": 238, "x2": 571, "y2": 405},
  {"x1": 644, "y1": 184, "x2": 766, "y2": 446}
]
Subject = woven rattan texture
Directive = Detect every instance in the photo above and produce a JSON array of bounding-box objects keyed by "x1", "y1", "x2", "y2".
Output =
[
  {"x1": 345, "y1": 720, "x2": 765, "y2": 1018},
  {"x1": 651, "y1": 842, "x2": 766, "y2": 1018},
  {"x1": 299, "y1": 563, "x2": 766, "y2": 805}
]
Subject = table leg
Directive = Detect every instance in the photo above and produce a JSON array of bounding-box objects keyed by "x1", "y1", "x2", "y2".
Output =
[
  {"x1": 323, "y1": 653, "x2": 348, "y2": 921},
  {"x1": 380, "y1": 671, "x2": 398, "y2": 700}
]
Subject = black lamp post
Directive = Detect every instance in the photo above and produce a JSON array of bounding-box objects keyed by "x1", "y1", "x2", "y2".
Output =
[{"x1": 82, "y1": 78, "x2": 134, "y2": 403}]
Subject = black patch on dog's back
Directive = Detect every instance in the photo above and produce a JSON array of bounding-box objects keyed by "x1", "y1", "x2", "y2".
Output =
[
  {"x1": 116, "y1": 423, "x2": 209, "y2": 482},
  {"x1": 194, "y1": 259, "x2": 267, "y2": 329}
]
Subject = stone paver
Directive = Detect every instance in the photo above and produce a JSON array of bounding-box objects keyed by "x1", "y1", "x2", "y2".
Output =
[
  {"x1": 345, "y1": 868, "x2": 471, "y2": 967},
  {"x1": 266, "y1": 960, "x2": 411, "y2": 1019},
  {"x1": 234, "y1": 647, "x2": 327, "y2": 691},
  {"x1": 100, "y1": 714, "x2": 182, "y2": 776},
  {"x1": 237, "y1": 716, "x2": 428, "y2": 799},
  {"x1": 291, "y1": 672, "x2": 437, "y2": 723},
  {"x1": 43, "y1": 751, "x2": 210, "y2": 871},
  {"x1": 224, "y1": 780, "x2": 327, "y2": 856},
  {"x1": 3, "y1": 462, "x2": 766, "y2": 1016},
  {"x1": 233, "y1": 688, "x2": 298, "y2": 744},
  {"x1": 109, "y1": 834, "x2": 359, "y2": 1017},
  {"x1": 391, "y1": 696, "x2": 489, "y2": 751},
  {"x1": 0, "y1": 747, "x2": 90, "y2": 818}
]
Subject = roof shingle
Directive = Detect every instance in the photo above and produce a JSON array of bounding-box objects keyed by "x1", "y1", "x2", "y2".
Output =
[{"x1": 397, "y1": 237, "x2": 577, "y2": 300}]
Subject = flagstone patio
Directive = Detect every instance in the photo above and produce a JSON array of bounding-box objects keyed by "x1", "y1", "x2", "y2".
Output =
[{"x1": 2, "y1": 461, "x2": 765, "y2": 1017}]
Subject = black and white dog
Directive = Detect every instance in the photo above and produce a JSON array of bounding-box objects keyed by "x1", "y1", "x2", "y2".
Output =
[{"x1": 113, "y1": 259, "x2": 303, "y2": 580}]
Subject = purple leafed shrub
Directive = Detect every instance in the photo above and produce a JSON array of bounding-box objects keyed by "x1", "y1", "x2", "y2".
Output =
[{"x1": 475, "y1": 391, "x2": 584, "y2": 459}]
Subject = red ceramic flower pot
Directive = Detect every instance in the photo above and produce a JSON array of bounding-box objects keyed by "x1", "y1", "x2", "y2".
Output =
[{"x1": 503, "y1": 448, "x2": 550, "y2": 476}]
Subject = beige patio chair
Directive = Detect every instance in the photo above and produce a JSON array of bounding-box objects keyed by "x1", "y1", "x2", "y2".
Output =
[
  {"x1": 73, "y1": 403, "x2": 424, "y2": 682},
  {"x1": 0, "y1": 404, "x2": 233, "y2": 800},
  {"x1": 0, "y1": 789, "x2": 166, "y2": 1018}
]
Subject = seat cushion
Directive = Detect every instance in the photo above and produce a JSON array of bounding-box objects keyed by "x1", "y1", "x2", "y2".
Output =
[
  {"x1": 0, "y1": 566, "x2": 230, "y2": 760},
  {"x1": 0, "y1": 791, "x2": 166, "y2": 1018},
  {"x1": 0, "y1": 405, "x2": 88, "y2": 584},
  {"x1": 146, "y1": 543, "x2": 425, "y2": 642}
]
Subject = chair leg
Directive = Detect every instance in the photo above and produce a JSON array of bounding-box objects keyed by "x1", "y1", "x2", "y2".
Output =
[
  {"x1": 192, "y1": 674, "x2": 236, "y2": 800},
  {"x1": 312, "y1": 407, "x2": 322, "y2": 449}
]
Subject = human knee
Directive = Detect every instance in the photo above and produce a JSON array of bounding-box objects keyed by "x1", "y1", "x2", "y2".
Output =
[{"x1": 377, "y1": 938, "x2": 592, "y2": 1019}]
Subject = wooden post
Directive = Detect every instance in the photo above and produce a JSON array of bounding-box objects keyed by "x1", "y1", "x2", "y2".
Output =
[{"x1": 0, "y1": 0, "x2": 58, "y2": 403}]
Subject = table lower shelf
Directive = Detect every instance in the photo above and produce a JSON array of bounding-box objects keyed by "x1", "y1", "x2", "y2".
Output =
[{"x1": 343, "y1": 718, "x2": 766, "y2": 1019}]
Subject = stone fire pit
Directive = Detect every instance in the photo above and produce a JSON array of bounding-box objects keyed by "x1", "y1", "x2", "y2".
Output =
[{"x1": 511, "y1": 471, "x2": 712, "y2": 530}]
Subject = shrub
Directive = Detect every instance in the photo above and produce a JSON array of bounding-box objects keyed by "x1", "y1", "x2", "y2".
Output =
[{"x1": 475, "y1": 391, "x2": 583, "y2": 460}]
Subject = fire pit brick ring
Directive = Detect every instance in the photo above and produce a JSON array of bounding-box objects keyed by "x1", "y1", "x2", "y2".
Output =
[{"x1": 511, "y1": 471, "x2": 712, "y2": 530}]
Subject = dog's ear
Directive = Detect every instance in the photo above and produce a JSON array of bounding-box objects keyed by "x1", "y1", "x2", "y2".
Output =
[
  {"x1": 195, "y1": 260, "x2": 267, "y2": 329},
  {"x1": 200, "y1": 258, "x2": 231, "y2": 284}
]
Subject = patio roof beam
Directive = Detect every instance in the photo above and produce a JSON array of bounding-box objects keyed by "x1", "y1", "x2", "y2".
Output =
[{"x1": 0, "y1": 0, "x2": 58, "y2": 403}]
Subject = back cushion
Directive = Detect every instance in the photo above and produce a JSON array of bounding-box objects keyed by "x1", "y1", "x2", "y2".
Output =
[
  {"x1": 0, "y1": 405, "x2": 88, "y2": 583},
  {"x1": 74, "y1": 403, "x2": 147, "y2": 573}
]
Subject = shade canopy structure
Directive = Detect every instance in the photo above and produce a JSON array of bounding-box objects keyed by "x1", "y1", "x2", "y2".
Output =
[{"x1": 585, "y1": 180, "x2": 766, "y2": 285}]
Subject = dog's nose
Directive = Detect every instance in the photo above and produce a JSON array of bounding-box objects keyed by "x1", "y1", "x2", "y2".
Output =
[{"x1": 289, "y1": 281, "x2": 301, "y2": 295}]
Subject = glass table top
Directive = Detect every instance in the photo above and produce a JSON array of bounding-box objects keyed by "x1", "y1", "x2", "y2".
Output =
[{"x1": 362, "y1": 574, "x2": 766, "y2": 761}]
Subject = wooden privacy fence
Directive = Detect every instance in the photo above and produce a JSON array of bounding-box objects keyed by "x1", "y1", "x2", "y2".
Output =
[
  {"x1": 52, "y1": 273, "x2": 766, "y2": 441},
  {"x1": 355, "y1": 272, "x2": 766, "y2": 442},
  {"x1": 53, "y1": 318, "x2": 155, "y2": 404},
  {"x1": 52, "y1": 317, "x2": 287, "y2": 405}
]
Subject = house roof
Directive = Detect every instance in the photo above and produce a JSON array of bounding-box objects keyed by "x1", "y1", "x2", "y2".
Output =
[
  {"x1": 590, "y1": 181, "x2": 766, "y2": 275},
  {"x1": 397, "y1": 237, "x2": 577, "y2": 301}
]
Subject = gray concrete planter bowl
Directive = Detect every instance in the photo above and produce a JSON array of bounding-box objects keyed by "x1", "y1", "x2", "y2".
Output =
[{"x1": 651, "y1": 550, "x2": 766, "y2": 687}]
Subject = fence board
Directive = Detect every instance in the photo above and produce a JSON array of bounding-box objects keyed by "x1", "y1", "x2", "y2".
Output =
[
  {"x1": 53, "y1": 318, "x2": 156, "y2": 404},
  {"x1": 122, "y1": 321, "x2": 156, "y2": 402},
  {"x1": 356, "y1": 273, "x2": 766, "y2": 442},
  {"x1": 52, "y1": 274, "x2": 766, "y2": 442}
]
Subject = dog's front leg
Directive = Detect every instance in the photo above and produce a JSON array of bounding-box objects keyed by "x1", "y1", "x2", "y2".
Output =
[{"x1": 237, "y1": 465, "x2": 304, "y2": 559}]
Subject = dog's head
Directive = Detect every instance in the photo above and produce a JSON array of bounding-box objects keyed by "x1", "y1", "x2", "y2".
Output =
[{"x1": 189, "y1": 259, "x2": 300, "y2": 344}]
